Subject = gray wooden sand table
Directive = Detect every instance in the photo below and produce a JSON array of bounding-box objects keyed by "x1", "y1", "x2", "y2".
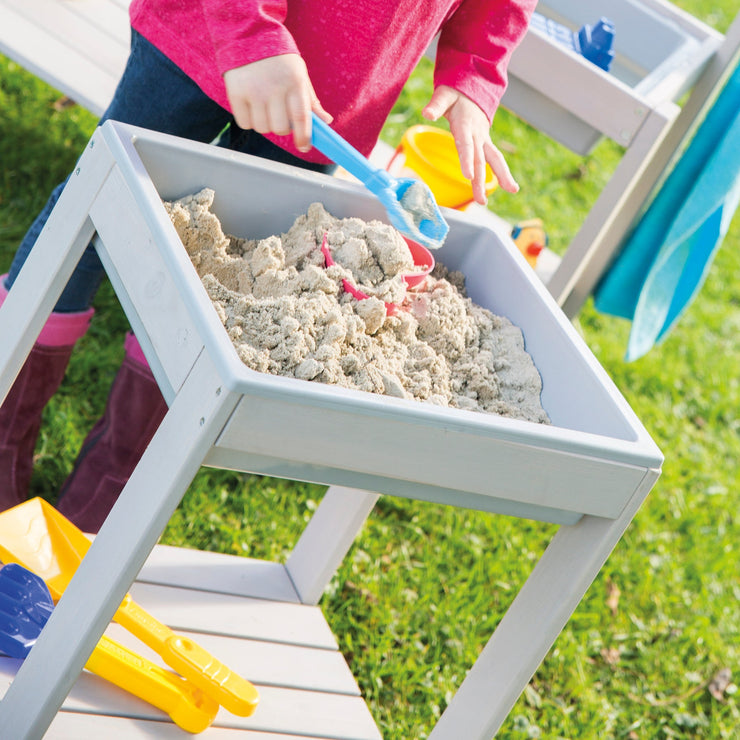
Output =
[
  {"x1": 6, "y1": 1, "x2": 734, "y2": 737},
  {"x1": 0, "y1": 120, "x2": 663, "y2": 737}
]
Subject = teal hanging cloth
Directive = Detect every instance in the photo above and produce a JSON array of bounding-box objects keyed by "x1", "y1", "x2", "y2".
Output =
[{"x1": 594, "y1": 61, "x2": 740, "y2": 361}]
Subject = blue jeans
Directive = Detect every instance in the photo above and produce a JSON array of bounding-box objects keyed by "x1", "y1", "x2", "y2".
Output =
[{"x1": 5, "y1": 29, "x2": 334, "y2": 312}]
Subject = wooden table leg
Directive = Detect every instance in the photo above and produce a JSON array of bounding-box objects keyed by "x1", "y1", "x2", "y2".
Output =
[
  {"x1": 0, "y1": 350, "x2": 239, "y2": 739},
  {"x1": 429, "y1": 470, "x2": 659, "y2": 740}
]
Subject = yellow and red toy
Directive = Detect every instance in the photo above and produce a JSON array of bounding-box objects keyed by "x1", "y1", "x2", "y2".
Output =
[{"x1": 511, "y1": 219, "x2": 548, "y2": 268}]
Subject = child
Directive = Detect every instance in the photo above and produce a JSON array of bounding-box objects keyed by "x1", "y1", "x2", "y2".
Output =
[{"x1": 0, "y1": 0, "x2": 536, "y2": 531}]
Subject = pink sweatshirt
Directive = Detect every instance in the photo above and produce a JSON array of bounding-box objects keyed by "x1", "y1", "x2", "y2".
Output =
[{"x1": 129, "y1": 0, "x2": 535, "y2": 162}]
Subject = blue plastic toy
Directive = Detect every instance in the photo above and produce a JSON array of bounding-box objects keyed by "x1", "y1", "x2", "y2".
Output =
[
  {"x1": 531, "y1": 12, "x2": 615, "y2": 72},
  {"x1": 311, "y1": 113, "x2": 449, "y2": 250}
]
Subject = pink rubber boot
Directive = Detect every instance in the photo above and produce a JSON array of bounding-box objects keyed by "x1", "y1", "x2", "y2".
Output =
[
  {"x1": 0, "y1": 276, "x2": 94, "y2": 510},
  {"x1": 56, "y1": 332, "x2": 168, "y2": 533}
]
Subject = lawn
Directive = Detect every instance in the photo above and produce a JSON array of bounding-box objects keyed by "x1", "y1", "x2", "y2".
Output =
[{"x1": 0, "y1": 2, "x2": 738, "y2": 738}]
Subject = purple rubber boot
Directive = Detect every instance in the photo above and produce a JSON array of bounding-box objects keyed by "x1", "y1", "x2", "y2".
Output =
[
  {"x1": 0, "y1": 276, "x2": 94, "y2": 510},
  {"x1": 56, "y1": 332, "x2": 168, "y2": 533}
]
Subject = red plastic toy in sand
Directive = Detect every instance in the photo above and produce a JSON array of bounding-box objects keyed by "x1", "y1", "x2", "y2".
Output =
[{"x1": 320, "y1": 232, "x2": 434, "y2": 315}]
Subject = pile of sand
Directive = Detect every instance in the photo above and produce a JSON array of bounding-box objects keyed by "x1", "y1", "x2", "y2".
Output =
[{"x1": 165, "y1": 188, "x2": 549, "y2": 424}]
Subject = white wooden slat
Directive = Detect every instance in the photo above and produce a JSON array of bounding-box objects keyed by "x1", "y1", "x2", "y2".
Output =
[
  {"x1": 287, "y1": 486, "x2": 379, "y2": 606},
  {"x1": 0, "y1": 133, "x2": 114, "y2": 405},
  {"x1": 127, "y1": 581, "x2": 339, "y2": 650},
  {"x1": 90, "y1": 166, "x2": 207, "y2": 404},
  {"x1": 216, "y1": 685, "x2": 380, "y2": 739},
  {"x1": 0, "y1": 6, "x2": 120, "y2": 115},
  {"x1": 506, "y1": 26, "x2": 647, "y2": 146},
  {"x1": 4, "y1": 0, "x2": 129, "y2": 76},
  {"x1": 46, "y1": 712, "x2": 333, "y2": 740},
  {"x1": 633, "y1": 36, "x2": 720, "y2": 106},
  {"x1": 57, "y1": 0, "x2": 131, "y2": 42},
  {"x1": 429, "y1": 472, "x2": 660, "y2": 740},
  {"x1": 137, "y1": 544, "x2": 302, "y2": 603},
  {"x1": 638, "y1": 0, "x2": 724, "y2": 40},
  {"x1": 0, "y1": 657, "x2": 181, "y2": 730},
  {"x1": 214, "y1": 394, "x2": 649, "y2": 521},
  {"x1": 104, "y1": 623, "x2": 361, "y2": 696},
  {"x1": 500, "y1": 77, "x2": 603, "y2": 155},
  {"x1": 0, "y1": 659, "x2": 380, "y2": 740},
  {"x1": 547, "y1": 102, "x2": 679, "y2": 315},
  {"x1": 205, "y1": 446, "x2": 575, "y2": 526}
]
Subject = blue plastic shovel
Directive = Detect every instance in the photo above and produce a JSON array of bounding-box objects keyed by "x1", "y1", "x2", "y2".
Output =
[
  {"x1": 0, "y1": 563, "x2": 54, "y2": 656},
  {"x1": 0, "y1": 563, "x2": 218, "y2": 733},
  {"x1": 311, "y1": 113, "x2": 449, "y2": 249}
]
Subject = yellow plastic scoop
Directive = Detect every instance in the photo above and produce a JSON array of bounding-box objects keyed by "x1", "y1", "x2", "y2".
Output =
[
  {"x1": 0, "y1": 562, "x2": 218, "y2": 733},
  {"x1": 86, "y1": 634, "x2": 220, "y2": 732},
  {"x1": 0, "y1": 498, "x2": 259, "y2": 717}
]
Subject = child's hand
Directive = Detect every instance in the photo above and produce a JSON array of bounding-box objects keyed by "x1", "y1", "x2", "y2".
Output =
[
  {"x1": 224, "y1": 54, "x2": 332, "y2": 153},
  {"x1": 423, "y1": 86, "x2": 518, "y2": 203}
]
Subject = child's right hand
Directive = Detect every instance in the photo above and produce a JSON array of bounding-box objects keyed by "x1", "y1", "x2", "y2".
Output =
[{"x1": 224, "y1": 54, "x2": 332, "y2": 152}]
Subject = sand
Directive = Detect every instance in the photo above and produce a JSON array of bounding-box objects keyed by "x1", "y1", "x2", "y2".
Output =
[
  {"x1": 164, "y1": 188, "x2": 549, "y2": 424},
  {"x1": 398, "y1": 180, "x2": 439, "y2": 228}
]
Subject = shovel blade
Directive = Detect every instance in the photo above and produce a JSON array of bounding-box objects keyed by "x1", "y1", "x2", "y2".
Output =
[
  {"x1": 0, "y1": 498, "x2": 91, "y2": 600},
  {"x1": 0, "y1": 564, "x2": 55, "y2": 658},
  {"x1": 386, "y1": 178, "x2": 449, "y2": 250},
  {"x1": 0, "y1": 562, "x2": 55, "y2": 625},
  {"x1": 310, "y1": 113, "x2": 448, "y2": 249}
]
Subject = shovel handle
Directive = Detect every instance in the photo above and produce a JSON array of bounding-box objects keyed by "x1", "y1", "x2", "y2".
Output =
[
  {"x1": 311, "y1": 114, "x2": 394, "y2": 195},
  {"x1": 115, "y1": 594, "x2": 259, "y2": 717},
  {"x1": 86, "y1": 634, "x2": 218, "y2": 734}
]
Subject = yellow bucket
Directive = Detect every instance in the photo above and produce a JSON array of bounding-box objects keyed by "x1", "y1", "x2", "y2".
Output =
[{"x1": 388, "y1": 125, "x2": 498, "y2": 209}]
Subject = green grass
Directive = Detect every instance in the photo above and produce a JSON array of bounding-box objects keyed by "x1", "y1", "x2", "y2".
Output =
[{"x1": 1, "y1": 3, "x2": 739, "y2": 737}]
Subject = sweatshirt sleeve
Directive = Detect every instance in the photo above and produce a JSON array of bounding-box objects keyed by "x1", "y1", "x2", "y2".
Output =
[
  {"x1": 434, "y1": 0, "x2": 536, "y2": 122},
  {"x1": 200, "y1": 0, "x2": 300, "y2": 76}
]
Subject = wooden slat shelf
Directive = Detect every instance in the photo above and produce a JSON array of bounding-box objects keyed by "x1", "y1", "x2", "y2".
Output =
[{"x1": 0, "y1": 545, "x2": 379, "y2": 739}]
